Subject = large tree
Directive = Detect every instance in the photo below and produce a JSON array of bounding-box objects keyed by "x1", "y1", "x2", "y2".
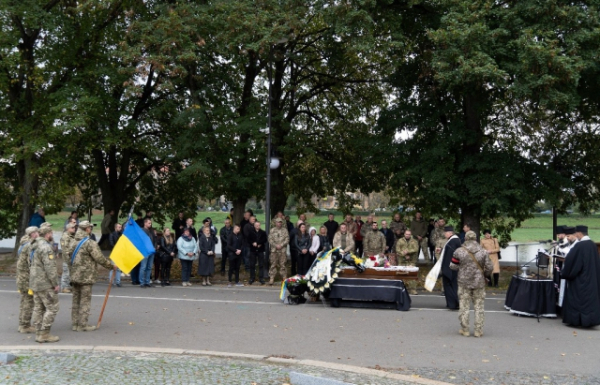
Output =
[{"x1": 374, "y1": 0, "x2": 600, "y2": 237}]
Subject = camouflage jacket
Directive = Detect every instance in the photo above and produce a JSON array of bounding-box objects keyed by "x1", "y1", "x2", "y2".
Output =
[
  {"x1": 70, "y1": 229, "x2": 113, "y2": 285},
  {"x1": 409, "y1": 219, "x2": 428, "y2": 238},
  {"x1": 450, "y1": 241, "x2": 493, "y2": 289},
  {"x1": 360, "y1": 221, "x2": 374, "y2": 238},
  {"x1": 16, "y1": 236, "x2": 32, "y2": 293},
  {"x1": 60, "y1": 231, "x2": 77, "y2": 264},
  {"x1": 29, "y1": 238, "x2": 59, "y2": 292},
  {"x1": 268, "y1": 227, "x2": 289, "y2": 250},
  {"x1": 343, "y1": 220, "x2": 357, "y2": 236},
  {"x1": 431, "y1": 227, "x2": 446, "y2": 251},
  {"x1": 332, "y1": 232, "x2": 355, "y2": 254},
  {"x1": 389, "y1": 220, "x2": 407, "y2": 239},
  {"x1": 363, "y1": 230, "x2": 386, "y2": 256},
  {"x1": 395, "y1": 237, "x2": 419, "y2": 262}
]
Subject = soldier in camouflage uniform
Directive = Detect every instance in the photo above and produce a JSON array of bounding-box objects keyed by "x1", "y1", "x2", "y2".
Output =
[
  {"x1": 363, "y1": 222, "x2": 386, "y2": 257},
  {"x1": 70, "y1": 221, "x2": 116, "y2": 332},
  {"x1": 268, "y1": 218, "x2": 289, "y2": 285},
  {"x1": 29, "y1": 225, "x2": 60, "y2": 343},
  {"x1": 450, "y1": 231, "x2": 493, "y2": 337},
  {"x1": 16, "y1": 227, "x2": 40, "y2": 333},
  {"x1": 430, "y1": 218, "x2": 447, "y2": 261},
  {"x1": 389, "y1": 213, "x2": 407, "y2": 242},
  {"x1": 395, "y1": 229, "x2": 420, "y2": 295},
  {"x1": 60, "y1": 221, "x2": 77, "y2": 293}
]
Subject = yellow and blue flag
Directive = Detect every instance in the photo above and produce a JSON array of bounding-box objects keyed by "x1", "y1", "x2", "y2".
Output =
[{"x1": 110, "y1": 218, "x2": 155, "y2": 274}]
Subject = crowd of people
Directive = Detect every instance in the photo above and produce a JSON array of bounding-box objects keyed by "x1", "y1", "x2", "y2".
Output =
[{"x1": 19, "y1": 208, "x2": 599, "y2": 344}]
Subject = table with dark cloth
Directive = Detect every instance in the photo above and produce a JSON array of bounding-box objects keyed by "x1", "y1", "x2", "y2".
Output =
[
  {"x1": 504, "y1": 275, "x2": 557, "y2": 318},
  {"x1": 328, "y1": 278, "x2": 411, "y2": 311}
]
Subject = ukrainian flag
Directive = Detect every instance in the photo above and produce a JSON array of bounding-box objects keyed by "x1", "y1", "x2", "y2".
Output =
[{"x1": 110, "y1": 218, "x2": 155, "y2": 274}]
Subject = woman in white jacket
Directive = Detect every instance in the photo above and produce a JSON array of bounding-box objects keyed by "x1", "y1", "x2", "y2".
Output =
[
  {"x1": 308, "y1": 227, "x2": 320, "y2": 271},
  {"x1": 176, "y1": 227, "x2": 198, "y2": 286}
]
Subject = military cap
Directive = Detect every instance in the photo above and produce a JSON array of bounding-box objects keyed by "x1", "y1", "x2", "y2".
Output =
[
  {"x1": 564, "y1": 226, "x2": 576, "y2": 235},
  {"x1": 483, "y1": 229, "x2": 491, "y2": 235},
  {"x1": 39, "y1": 225, "x2": 53, "y2": 235},
  {"x1": 274, "y1": 218, "x2": 283, "y2": 223},
  {"x1": 78, "y1": 220, "x2": 92, "y2": 229},
  {"x1": 443, "y1": 225, "x2": 454, "y2": 232},
  {"x1": 465, "y1": 231, "x2": 477, "y2": 241},
  {"x1": 40, "y1": 222, "x2": 52, "y2": 228},
  {"x1": 25, "y1": 226, "x2": 39, "y2": 235},
  {"x1": 555, "y1": 225, "x2": 566, "y2": 235},
  {"x1": 575, "y1": 225, "x2": 588, "y2": 233},
  {"x1": 65, "y1": 222, "x2": 77, "y2": 229}
]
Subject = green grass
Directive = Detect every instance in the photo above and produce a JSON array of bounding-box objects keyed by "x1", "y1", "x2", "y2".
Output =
[{"x1": 43, "y1": 212, "x2": 600, "y2": 242}]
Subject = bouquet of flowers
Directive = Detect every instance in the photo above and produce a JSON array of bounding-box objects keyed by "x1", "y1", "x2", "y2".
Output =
[{"x1": 280, "y1": 275, "x2": 308, "y2": 304}]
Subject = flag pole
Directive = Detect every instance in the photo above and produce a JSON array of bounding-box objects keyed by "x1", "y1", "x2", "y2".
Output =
[
  {"x1": 97, "y1": 267, "x2": 116, "y2": 328},
  {"x1": 97, "y1": 205, "x2": 133, "y2": 328}
]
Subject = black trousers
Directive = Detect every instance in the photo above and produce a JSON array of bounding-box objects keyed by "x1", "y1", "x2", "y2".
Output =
[
  {"x1": 355, "y1": 240, "x2": 364, "y2": 258},
  {"x1": 297, "y1": 251, "x2": 311, "y2": 275},
  {"x1": 160, "y1": 259, "x2": 172, "y2": 282},
  {"x1": 442, "y1": 273, "x2": 459, "y2": 310},
  {"x1": 220, "y1": 243, "x2": 228, "y2": 272},
  {"x1": 228, "y1": 255, "x2": 241, "y2": 283},
  {"x1": 290, "y1": 248, "x2": 298, "y2": 276},
  {"x1": 248, "y1": 251, "x2": 265, "y2": 282},
  {"x1": 429, "y1": 245, "x2": 436, "y2": 264}
]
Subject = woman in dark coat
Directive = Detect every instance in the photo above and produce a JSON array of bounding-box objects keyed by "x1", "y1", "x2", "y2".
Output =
[
  {"x1": 294, "y1": 223, "x2": 312, "y2": 275},
  {"x1": 198, "y1": 226, "x2": 216, "y2": 286},
  {"x1": 158, "y1": 228, "x2": 177, "y2": 287}
]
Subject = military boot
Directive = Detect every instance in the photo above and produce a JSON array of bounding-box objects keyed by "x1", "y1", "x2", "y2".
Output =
[
  {"x1": 37, "y1": 331, "x2": 60, "y2": 343},
  {"x1": 269, "y1": 277, "x2": 274, "y2": 286},
  {"x1": 18, "y1": 325, "x2": 36, "y2": 334},
  {"x1": 473, "y1": 330, "x2": 483, "y2": 338},
  {"x1": 459, "y1": 329, "x2": 470, "y2": 337},
  {"x1": 72, "y1": 323, "x2": 79, "y2": 331},
  {"x1": 77, "y1": 325, "x2": 97, "y2": 332}
]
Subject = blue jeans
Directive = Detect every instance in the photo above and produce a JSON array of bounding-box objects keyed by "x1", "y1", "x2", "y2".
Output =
[
  {"x1": 109, "y1": 269, "x2": 122, "y2": 285},
  {"x1": 139, "y1": 253, "x2": 155, "y2": 286},
  {"x1": 130, "y1": 263, "x2": 141, "y2": 284}
]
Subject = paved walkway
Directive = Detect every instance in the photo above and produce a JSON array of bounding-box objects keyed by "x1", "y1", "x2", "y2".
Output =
[{"x1": 0, "y1": 348, "x2": 442, "y2": 385}]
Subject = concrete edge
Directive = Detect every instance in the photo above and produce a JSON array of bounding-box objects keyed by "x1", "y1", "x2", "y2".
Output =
[{"x1": 0, "y1": 345, "x2": 452, "y2": 385}]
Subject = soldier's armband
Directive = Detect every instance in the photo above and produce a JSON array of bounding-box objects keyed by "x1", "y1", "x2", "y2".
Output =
[{"x1": 451, "y1": 257, "x2": 460, "y2": 264}]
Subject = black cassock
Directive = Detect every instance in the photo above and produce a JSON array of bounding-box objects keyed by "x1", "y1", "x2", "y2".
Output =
[
  {"x1": 561, "y1": 239, "x2": 600, "y2": 327},
  {"x1": 442, "y1": 236, "x2": 461, "y2": 310}
]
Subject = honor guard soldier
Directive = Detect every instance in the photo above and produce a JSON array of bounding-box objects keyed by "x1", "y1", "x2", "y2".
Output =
[
  {"x1": 70, "y1": 220, "x2": 116, "y2": 332},
  {"x1": 16, "y1": 226, "x2": 40, "y2": 334},
  {"x1": 29, "y1": 224, "x2": 60, "y2": 343}
]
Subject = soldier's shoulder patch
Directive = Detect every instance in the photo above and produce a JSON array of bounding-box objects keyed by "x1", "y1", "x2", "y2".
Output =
[{"x1": 49, "y1": 254, "x2": 54, "y2": 260}]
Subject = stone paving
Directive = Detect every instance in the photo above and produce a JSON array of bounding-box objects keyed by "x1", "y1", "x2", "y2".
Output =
[
  {"x1": 385, "y1": 367, "x2": 600, "y2": 385},
  {"x1": 0, "y1": 350, "x2": 417, "y2": 385}
]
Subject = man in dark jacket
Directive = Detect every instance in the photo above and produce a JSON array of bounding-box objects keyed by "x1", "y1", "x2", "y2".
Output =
[
  {"x1": 219, "y1": 218, "x2": 233, "y2": 276},
  {"x1": 242, "y1": 216, "x2": 256, "y2": 271},
  {"x1": 380, "y1": 220, "x2": 395, "y2": 255},
  {"x1": 172, "y1": 211, "x2": 186, "y2": 239},
  {"x1": 227, "y1": 225, "x2": 244, "y2": 286},
  {"x1": 246, "y1": 221, "x2": 267, "y2": 285},
  {"x1": 323, "y1": 213, "x2": 339, "y2": 245},
  {"x1": 441, "y1": 226, "x2": 461, "y2": 310}
]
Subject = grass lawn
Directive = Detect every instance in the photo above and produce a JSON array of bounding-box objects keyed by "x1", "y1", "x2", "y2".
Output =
[{"x1": 42, "y1": 212, "x2": 600, "y2": 242}]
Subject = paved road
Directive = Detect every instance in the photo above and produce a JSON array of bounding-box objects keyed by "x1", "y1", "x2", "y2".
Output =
[{"x1": 1, "y1": 277, "x2": 599, "y2": 384}]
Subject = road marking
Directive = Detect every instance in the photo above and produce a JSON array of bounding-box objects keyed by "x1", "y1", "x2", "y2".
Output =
[{"x1": 0, "y1": 290, "x2": 511, "y2": 313}]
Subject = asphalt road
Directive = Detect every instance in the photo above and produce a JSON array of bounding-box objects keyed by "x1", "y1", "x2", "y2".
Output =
[{"x1": 0, "y1": 277, "x2": 598, "y2": 378}]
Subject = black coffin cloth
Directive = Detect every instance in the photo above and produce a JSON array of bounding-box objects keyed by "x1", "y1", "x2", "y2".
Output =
[
  {"x1": 329, "y1": 278, "x2": 412, "y2": 311},
  {"x1": 505, "y1": 275, "x2": 557, "y2": 318}
]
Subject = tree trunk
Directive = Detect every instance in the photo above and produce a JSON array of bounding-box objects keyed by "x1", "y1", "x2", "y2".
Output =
[
  {"x1": 13, "y1": 158, "x2": 38, "y2": 256},
  {"x1": 232, "y1": 198, "x2": 248, "y2": 226}
]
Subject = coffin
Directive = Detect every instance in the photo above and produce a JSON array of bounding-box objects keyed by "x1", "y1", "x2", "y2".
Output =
[{"x1": 338, "y1": 266, "x2": 419, "y2": 281}]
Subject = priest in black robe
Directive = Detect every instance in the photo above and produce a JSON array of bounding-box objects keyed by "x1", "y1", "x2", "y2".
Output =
[
  {"x1": 441, "y1": 225, "x2": 461, "y2": 310},
  {"x1": 561, "y1": 225, "x2": 600, "y2": 328}
]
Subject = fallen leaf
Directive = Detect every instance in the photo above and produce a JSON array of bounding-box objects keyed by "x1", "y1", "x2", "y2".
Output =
[
  {"x1": 273, "y1": 325, "x2": 278, "y2": 328},
  {"x1": 561, "y1": 353, "x2": 566, "y2": 356},
  {"x1": 128, "y1": 322, "x2": 134, "y2": 325},
  {"x1": 482, "y1": 359, "x2": 490, "y2": 363},
  {"x1": 330, "y1": 340, "x2": 335, "y2": 342}
]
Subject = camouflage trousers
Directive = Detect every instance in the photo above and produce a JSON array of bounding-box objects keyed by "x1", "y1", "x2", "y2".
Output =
[
  {"x1": 269, "y1": 250, "x2": 287, "y2": 281},
  {"x1": 32, "y1": 289, "x2": 60, "y2": 332},
  {"x1": 61, "y1": 261, "x2": 71, "y2": 289},
  {"x1": 19, "y1": 292, "x2": 34, "y2": 327},
  {"x1": 418, "y1": 237, "x2": 431, "y2": 263},
  {"x1": 458, "y1": 286, "x2": 485, "y2": 334},
  {"x1": 71, "y1": 283, "x2": 93, "y2": 328}
]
